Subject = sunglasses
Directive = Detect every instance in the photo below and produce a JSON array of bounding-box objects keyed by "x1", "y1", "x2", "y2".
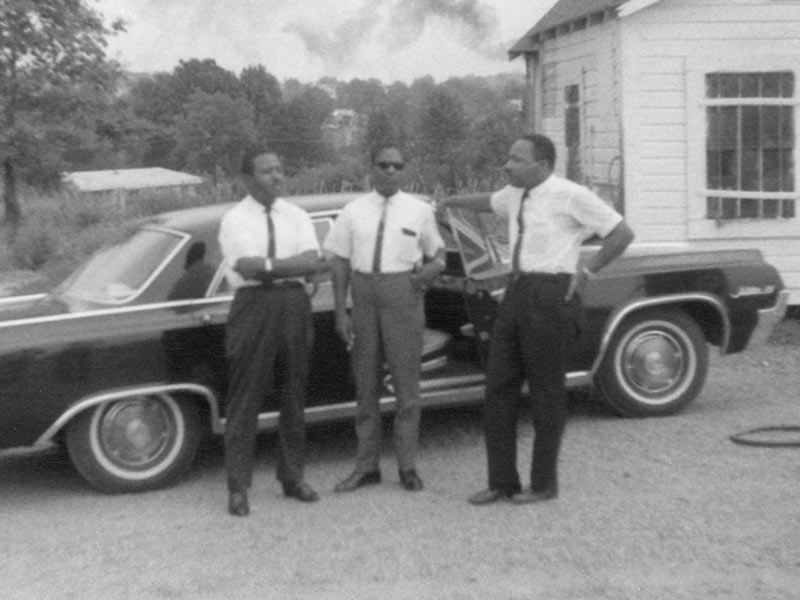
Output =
[{"x1": 377, "y1": 161, "x2": 405, "y2": 171}]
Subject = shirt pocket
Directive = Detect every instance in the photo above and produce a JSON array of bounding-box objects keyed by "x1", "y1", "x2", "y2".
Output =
[{"x1": 396, "y1": 227, "x2": 420, "y2": 265}]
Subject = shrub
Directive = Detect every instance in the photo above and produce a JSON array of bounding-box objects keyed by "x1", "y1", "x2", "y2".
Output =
[{"x1": 11, "y1": 223, "x2": 59, "y2": 270}]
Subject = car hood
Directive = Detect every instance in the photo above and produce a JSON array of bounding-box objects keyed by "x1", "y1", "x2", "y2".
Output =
[{"x1": 0, "y1": 293, "x2": 70, "y2": 323}]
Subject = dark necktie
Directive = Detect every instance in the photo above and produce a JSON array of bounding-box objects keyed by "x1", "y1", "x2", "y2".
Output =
[
  {"x1": 511, "y1": 188, "x2": 531, "y2": 273},
  {"x1": 372, "y1": 199, "x2": 389, "y2": 273},
  {"x1": 267, "y1": 210, "x2": 276, "y2": 259}
]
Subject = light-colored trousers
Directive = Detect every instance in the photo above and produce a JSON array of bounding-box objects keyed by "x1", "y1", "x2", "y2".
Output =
[{"x1": 350, "y1": 271, "x2": 425, "y2": 473}]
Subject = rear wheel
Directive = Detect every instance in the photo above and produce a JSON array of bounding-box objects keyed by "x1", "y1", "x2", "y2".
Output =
[
  {"x1": 597, "y1": 309, "x2": 708, "y2": 417},
  {"x1": 66, "y1": 393, "x2": 201, "y2": 494}
]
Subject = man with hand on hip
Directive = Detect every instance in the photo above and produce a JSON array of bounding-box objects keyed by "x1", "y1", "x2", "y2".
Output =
[
  {"x1": 441, "y1": 134, "x2": 633, "y2": 505},
  {"x1": 324, "y1": 143, "x2": 445, "y2": 493}
]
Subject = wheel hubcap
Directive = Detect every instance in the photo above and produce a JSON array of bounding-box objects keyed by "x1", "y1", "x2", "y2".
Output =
[
  {"x1": 623, "y1": 331, "x2": 686, "y2": 397},
  {"x1": 98, "y1": 397, "x2": 176, "y2": 470}
]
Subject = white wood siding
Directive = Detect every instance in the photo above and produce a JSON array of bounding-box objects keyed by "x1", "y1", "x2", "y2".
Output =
[
  {"x1": 527, "y1": 0, "x2": 800, "y2": 300},
  {"x1": 618, "y1": 0, "x2": 800, "y2": 301},
  {"x1": 537, "y1": 19, "x2": 624, "y2": 211}
]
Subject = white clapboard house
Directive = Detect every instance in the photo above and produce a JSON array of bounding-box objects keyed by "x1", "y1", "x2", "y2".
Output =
[{"x1": 509, "y1": 0, "x2": 800, "y2": 302}]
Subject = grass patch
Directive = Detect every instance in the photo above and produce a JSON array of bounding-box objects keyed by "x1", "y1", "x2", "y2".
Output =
[{"x1": 0, "y1": 184, "x2": 236, "y2": 292}]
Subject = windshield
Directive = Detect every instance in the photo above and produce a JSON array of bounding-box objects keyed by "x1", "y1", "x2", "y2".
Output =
[{"x1": 60, "y1": 228, "x2": 186, "y2": 304}]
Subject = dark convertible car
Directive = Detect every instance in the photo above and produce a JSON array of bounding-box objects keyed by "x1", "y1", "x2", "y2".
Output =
[{"x1": 0, "y1": 192, "x2": 788, "y2": 493}]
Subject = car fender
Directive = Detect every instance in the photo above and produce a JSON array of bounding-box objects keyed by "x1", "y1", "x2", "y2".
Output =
[
  {"x1": 34, "y1": 382, "x2": 223, "y2": 446},
  {"x1": 587, "y1": 292, "x2": 730, "y2": 380}
]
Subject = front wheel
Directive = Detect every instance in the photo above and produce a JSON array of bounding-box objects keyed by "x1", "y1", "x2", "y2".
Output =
[
  {"x1": 66, "y1": 393, "x2": 201, "y2": 494},
  {"x1": 596, "y1": 308, "x2": 708, "y2": 417}
]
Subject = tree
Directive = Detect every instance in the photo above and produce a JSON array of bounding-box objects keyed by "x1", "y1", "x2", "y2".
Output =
[
  {"x1": 274, "y1": 87, "x2": 334, "y2": 169},
  {"x1": 337, "y1": 78, "x2": 386, "y2": 114},
  {"x1": 127, "y1": 72, "x2": 184, "y2": 125},
  {"x1": 282, "y1": 78, "x2": 307, "y2": 103},
  {"x1": 170, "y1": 59, "x2": 241, "y2": 106},
  {"x1": 0, "y1": 0, "x2": 124, "y2": 226},
  {"x1": 239, "y1": 65, "x2": 283, "y2": 146},
  {"x1": 126, "y1": 72, "x2": 182, "y2": 167},
  {"x1": 417, "y1": 88, "x2": 468, "y2": 192},
  {"x1": 171, "y1": 91, "x2": 256, "y2": 184},
  {"x1": 468, "y1": 109, "x2": 521, "y2": 188},
  {"x1": 364, "y1": 107, "x2": 409, "y2": 158},
  {"x1": 124, "y1": 60, "x2": 243, "y2": 171}
]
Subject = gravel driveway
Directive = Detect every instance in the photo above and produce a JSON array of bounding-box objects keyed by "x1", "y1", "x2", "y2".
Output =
[{"x1": 2, "y1": 321, "x2": 800, "y2": 600}]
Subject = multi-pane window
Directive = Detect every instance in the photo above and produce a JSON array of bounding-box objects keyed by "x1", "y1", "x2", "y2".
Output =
[{"x1": 705, "y1": 72, "x2": 795, "y2": 220}]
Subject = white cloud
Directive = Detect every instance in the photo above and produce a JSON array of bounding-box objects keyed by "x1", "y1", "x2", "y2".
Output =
[{"x1": 101, "y1": 0, "x2": 554, "y2": 82}]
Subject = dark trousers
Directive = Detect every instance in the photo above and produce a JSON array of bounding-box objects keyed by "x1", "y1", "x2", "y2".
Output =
[
  {"x1": 224, "y1": 284, "x2": 312, "y2": 493},
  {"x1": 350, "y1": 271, "x2": 424, "y2": 473},
  {"x1": 484, "y1": 273, "x2": 578, "y2": 493}
]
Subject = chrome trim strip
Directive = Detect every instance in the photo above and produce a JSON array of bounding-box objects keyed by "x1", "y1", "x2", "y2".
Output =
[
  {"x1": 0, "y1": 293, "x2": 48, "y2": 305},
  {"x1": 565, "y1": 370, "x2": 593, "y2": 388},
  {"x1": 35, "y1": 383, "x2": 222, "y2": 445},
  {"x1": 420, "y1": 356, "x2": 448, "y2": 373},
  {"x1": 420, "y1": 373, "x2": 485, "y2": 391},
  {"x1": 0, "y1": 294, "x2": 232, "y2": 329},
  {"x1": 220, "y1": 385, "x2": 491, "y2": 433},
  {"x1": 587, "y1": 293, "x2": 730, "y2": 379},
  {"x1": 747, "y1": 290, "x2": 788, "y2": 348}
]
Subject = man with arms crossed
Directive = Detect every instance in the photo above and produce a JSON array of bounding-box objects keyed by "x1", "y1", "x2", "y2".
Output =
[{"x1": 219, "y1": 148, "x2": 327, "y2": 516}]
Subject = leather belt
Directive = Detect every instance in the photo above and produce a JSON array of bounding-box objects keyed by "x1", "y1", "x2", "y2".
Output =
[
  {"x1": 261, "y1": 279, "x2": 303, "y2": 289},
  {"x1": 239, "y1": 280, "x2": 303, "y2": 291},
  {"x1": 353, "y1": 270, "x2": 413, "y2": 279},
  {"x1": 509, "y1": 271, "x2": 572, "y2": 285}
]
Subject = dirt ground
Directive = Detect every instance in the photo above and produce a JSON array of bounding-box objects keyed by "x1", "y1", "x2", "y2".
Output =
[{"x1": 1, "y1": 320, "x2": 800, "y2": 599}]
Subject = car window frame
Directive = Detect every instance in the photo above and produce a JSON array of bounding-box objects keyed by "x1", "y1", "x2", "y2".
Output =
[{"x1": 60, "y1": 226, "x2": 191, "y2": 306}]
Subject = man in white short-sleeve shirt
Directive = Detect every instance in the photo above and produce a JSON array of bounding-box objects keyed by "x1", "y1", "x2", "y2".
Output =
[
  {"x1": 218, "y1": 149, "x2": 327, "y2": 516},
  {"x1": 441, "y1": 134, "x2": 634, "y2": 506},
  {"x1": 325, "y1": 143, "x2": 445, "y2": 493}
]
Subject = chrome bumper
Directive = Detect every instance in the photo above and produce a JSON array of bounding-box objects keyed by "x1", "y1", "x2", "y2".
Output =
[{"x1": 748, "y1": 290, "x2": 789, "y2": 348}]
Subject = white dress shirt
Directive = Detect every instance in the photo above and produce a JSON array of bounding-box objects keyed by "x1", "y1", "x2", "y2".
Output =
[
  {"x1": 491, "y1": 175, "x2": 622, "y2": 274},
  {"x1": 324, "y1": 190, "x2": 444, "y2": 274},
  {"x1": 219, "y1": 195, "x2": 319, "y2": 290}
]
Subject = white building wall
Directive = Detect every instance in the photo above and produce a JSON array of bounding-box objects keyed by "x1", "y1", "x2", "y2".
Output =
[
  {"x1": 536, "y1": 19, "x2": 624, "y2": 211},
  {"x1": 618, "y1": 0, "x2": 800, "y2": 300}
]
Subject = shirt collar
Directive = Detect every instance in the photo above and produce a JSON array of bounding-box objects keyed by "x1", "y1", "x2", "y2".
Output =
[
  {"x1": 373, "y1": 189, "x2": 400, "y2": 204},
  {"x1": 244, "y1": 194, "x2": 284, "y2": 213},
  {"x1": 529, "y1": 174, "x2": 554, "y2": 196}
]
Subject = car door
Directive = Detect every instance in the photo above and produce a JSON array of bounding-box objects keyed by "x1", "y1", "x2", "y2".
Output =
[{"x1": 444, "y1": 204, "x2": 595, "y2": 373}]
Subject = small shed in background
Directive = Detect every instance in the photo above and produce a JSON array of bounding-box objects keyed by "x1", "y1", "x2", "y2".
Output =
[{"x1": 63, "y1": 167, "x2": 206, "y2": 209}]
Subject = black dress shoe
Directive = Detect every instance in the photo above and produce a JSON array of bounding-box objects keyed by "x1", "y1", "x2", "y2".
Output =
[
  {"x1": 467, "y1": 488, "x2": 517, "y2": 505},
  {"x1": 228, "y1": 490, "x2": 250, "y2": 516},
  {"x1": 399, "y1": 469, "x2": 423, "y2": 491},
  {"x1": 511, "y1": 486, "x2": 558, "y2": 504},
  {"x1": 334, "y1": 470, "x2": 382, "y2": 492},
  {"x1": 283, "y1": 481, "x2": 320, "y2": 503}
]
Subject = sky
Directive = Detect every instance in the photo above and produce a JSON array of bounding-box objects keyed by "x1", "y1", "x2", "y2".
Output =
[{"x1": 100, "y1": 0, "x2": 556, "y2": 83}]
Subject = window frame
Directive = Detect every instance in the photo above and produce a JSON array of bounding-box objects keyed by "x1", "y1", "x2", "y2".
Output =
[{"x1": 686, "y1": 55, "x2": 800, "y2": 240}]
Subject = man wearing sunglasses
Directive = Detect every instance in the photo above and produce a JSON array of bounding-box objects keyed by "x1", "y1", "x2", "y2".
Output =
[{"x1": 324, "y1": 143, "x2": 445, "y2": 493}]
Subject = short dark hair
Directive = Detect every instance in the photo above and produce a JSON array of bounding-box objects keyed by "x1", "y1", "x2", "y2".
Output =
[
  {"x1": 521, "y1": 134, "x2": 556, "y2": 169},
  {"x1": 240, "y1": 147, "x2": 277, "y2": 176},
  {"x1": 370, "y1": 142, "x2": 404, "y2": 165}
]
